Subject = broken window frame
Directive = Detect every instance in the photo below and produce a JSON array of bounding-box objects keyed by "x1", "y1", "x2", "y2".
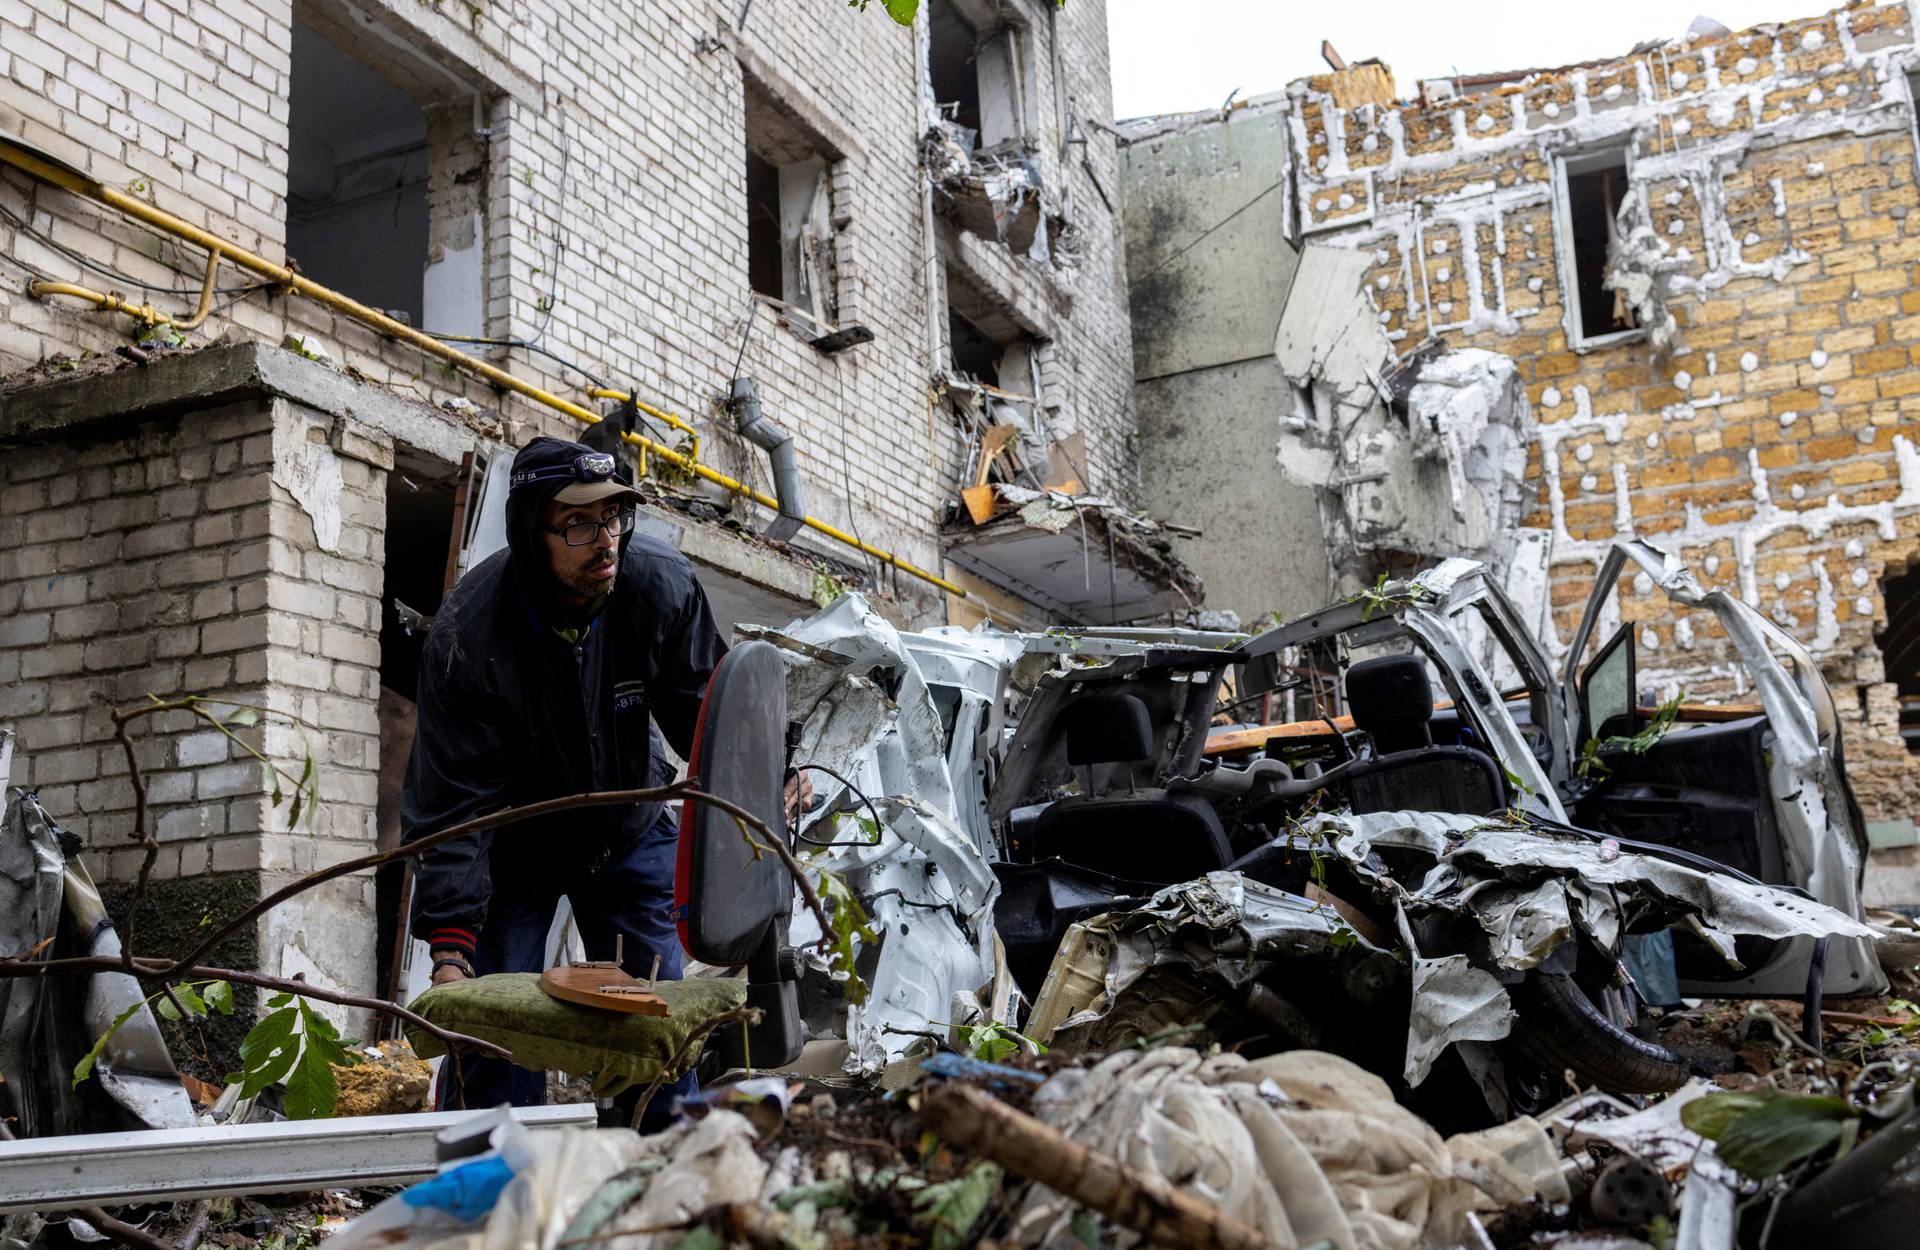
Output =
[
  {"x1": 742, "y1": 75, "x2": 850, "y2": 333},
  {"x1": 945, "y1": 276, "x2": 1053, "y2": 495},
  {"x1": 1552, "y1": 145, "x2": 1645, "y2": 352}
]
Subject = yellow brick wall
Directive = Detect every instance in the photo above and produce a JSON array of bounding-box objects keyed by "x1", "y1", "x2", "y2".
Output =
[{"x1": 1290, "y1": 2, "x2": 1920, "y2": 828}]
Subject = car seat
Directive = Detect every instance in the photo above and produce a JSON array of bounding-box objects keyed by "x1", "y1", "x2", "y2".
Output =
[
  {"x1": 1026, "y1": 692, "x2": 1234, "y2": 884},
  {"x1": 1342, "y1": 654, "x2": 1507, "y2": 815}
]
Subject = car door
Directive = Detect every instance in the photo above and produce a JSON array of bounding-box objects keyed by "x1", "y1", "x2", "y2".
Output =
[{"x1": 1562, "y1": 540, "x2": 1883, "y2": 998}]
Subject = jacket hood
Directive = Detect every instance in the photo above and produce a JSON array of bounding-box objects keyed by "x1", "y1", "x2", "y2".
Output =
[{"x1": 505, "y1": 435, "x2": 638, "y2": 620}]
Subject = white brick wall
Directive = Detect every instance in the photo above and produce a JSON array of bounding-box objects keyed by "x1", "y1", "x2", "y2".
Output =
[{"x1": 0, "y1": 0, "x2": 1140, "y2": 595}]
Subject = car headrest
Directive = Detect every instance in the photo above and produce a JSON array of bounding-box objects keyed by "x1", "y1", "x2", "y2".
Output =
[
  {"x1": 1062, "y1": 693, "x2": 1155, "y2": 765},
  {"x1": 1346, "y1": 654, "x2": 1433, "y2": 733}
]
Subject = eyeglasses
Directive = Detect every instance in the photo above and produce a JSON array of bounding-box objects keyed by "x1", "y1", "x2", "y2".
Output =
[{"x1": 544, "y1": 507, "x2": 636, "y2": 547}]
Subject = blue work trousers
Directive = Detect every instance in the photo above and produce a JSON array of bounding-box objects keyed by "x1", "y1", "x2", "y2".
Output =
[{"x1": 434, "y1": 811, "x2": 697, "y2": 1123}]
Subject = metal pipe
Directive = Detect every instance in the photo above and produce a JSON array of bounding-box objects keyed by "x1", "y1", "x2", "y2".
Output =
[
  {"x1": 1, "y1": 135, "x2": 964, "y2": 597},
  {"x1": 730, "y1": 376, "x2": 805, "y2": 543},
  {"x1": 25, "y1": 280, "x2": 168, "y2": 325},
  {"x1": 0, "y1": 1103, "x2": 595, "y2": 1213},
  {"x1": 173, "y1": 245, "x2": 223, "y2": 331}
]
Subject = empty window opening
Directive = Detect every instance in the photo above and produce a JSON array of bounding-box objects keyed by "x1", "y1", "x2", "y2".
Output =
[
  {"x1": 927, "y1": 0, "x2": 1026, "y2": 149},
  {"x1": 1878, "y1": 566, "x2": 1920, "y2": 754},
  {"x1": 948, "y1": 308, "x2": 1003, "y2": 385},
  {"x1": 1558, "y1": 148, "x2": 1639, "y2": 345},
  {"x1": 288, "y1": 20, "x2": 430, "y2": 326},
  {"x1": 374, "y1": 448, "x2": 460, "y2": 998},
  {"x1": 743, "y1": 80, "x2": 838, "y2": 323}
]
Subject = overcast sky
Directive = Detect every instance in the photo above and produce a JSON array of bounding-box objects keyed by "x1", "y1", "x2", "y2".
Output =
[{"x1": 1107, "y1": 1, "x2": 1814, "y2": 120}]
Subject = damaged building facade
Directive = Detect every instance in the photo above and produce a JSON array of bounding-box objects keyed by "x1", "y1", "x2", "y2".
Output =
[
  {"x1": 1123, "y1": 1, "x2": 1920, "y2": 893},
  {"x1": 0, "y1": 0, "x2": 1180, "y2": 1018}
]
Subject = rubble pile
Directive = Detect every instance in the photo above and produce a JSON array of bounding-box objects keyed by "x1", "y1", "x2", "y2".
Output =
[{"x1": 258, "y1": 1006, "x2": 1916, "y2": 1250}]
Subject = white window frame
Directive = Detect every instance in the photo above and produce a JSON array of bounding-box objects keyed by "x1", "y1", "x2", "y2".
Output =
[{"x1": 1551, "y1": 144, "x2": 1645, "y2": 352}]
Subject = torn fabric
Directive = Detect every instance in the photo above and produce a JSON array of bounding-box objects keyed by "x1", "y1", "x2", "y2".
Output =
[{"x1": 1011, "y1": 1046, "x2": 1567, "y2": 1250}]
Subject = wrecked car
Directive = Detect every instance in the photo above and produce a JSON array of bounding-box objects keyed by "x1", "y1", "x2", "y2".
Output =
[{"x1": 757, "y1": 537, "x2": 1883, "y2": 1118}]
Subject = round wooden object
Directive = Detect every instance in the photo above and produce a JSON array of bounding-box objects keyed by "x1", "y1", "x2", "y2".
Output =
[{"x1": 539, "y1": 963, "x2": 671, "y2": 1016}]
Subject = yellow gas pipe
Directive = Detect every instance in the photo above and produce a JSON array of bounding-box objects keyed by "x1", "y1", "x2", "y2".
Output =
[{"x1": 1, "y1": 136, "x2": 961, "y2": 597}]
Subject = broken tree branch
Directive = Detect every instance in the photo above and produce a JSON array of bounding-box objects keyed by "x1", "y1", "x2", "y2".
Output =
[
  {"x1": 0, "y1": 954, "x2": 511, "y2": 1061},
  {"x1": 627, "y1": 1004, "x2": 764, "y2": 1128},
  {"x1": 916, "y1": 1082, "x2": 1285, "y2": 1250},
  {"x1": 107, "y1": 696, "x2": 318, "y2": 965},
  {"x1": 110, "y1": 706, "x2": 155, "y2": 973},
  {"x1": 0, "y1": 780, "x2": 826, "y2": 1065},
  {"x1": 167, "y1": 780, "x2": 831, "y2": 977}
]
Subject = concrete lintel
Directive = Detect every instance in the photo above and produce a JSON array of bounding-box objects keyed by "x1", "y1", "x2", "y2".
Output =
[
  {"x1": 0, "y1": 342, "x2": 484, "y2": 466},
  {"x1": 298, "y1": 0, "x2": 540, "y2": 107},
  {"x1": 726, "y1": 30, "x2": 868, "y2": 164}
]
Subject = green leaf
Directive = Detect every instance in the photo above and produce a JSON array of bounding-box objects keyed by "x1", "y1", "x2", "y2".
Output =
[
  {"x1": 296, "y1": 999, "x2": 358, "y2": 1071},
  {"x1": 815, "y1": 868, "x2": 880, "y2": 1005},
  {"x1": 1682, "y1": 1090, "x2": 1778, "y2": 1139},
  {"x1": 203, "y1": 980, "x2": 234, "y2": 1016},
  {"x1": 156, "y1": 983, "x2": 207, "y2": 1022},
  {"x1": 1683, "y1": 1090, "x2": 1854, "y2": 1179},
  {"x1": 72, "y1": 998, "x2": 151, "y2": 1088},
  {"x1": 223, "y1": 707, "x2": 261, "y2": 727},
  {"x1": 228, "y1": 1005, "x2": 302, "y2": 1099},
  {"x1": 882, "y1": 0, "x2": 919, "y2": 22},
  {"x1": 912, "y1": 1161, "x2": 1002, "y2": 1250},
  {"x1": 281, "y1": 1048, "x2": 335, "y2": 1121}
]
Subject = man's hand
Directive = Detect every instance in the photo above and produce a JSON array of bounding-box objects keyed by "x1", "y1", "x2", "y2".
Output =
[
  {"x1": 430, "y1": 948, "x2": 473, "y2": 986},
  {"x1": 784, "y1": 772, "x2": 814, "y2": 826}
]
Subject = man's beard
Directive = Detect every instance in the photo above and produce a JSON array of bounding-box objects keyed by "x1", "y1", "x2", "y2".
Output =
[{"x1": 558, "y1": 556, "x2": 617, "y2": 601}]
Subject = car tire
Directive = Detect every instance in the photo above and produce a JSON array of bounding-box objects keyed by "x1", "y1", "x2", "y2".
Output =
[{"x1": 1509, "y1": 969, "x2": 1689, "y2": 1095}]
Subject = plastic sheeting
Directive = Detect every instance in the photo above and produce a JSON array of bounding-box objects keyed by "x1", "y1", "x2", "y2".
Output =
[
  {"x1": 329, "y1": 1114, "x2": 645, "y2": 1250},
  {"x1": 1011, "y1": 1047, "x2": 1568, "y2": 1250}
]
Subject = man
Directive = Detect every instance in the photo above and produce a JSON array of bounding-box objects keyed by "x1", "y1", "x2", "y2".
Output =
[{"x1": 401, "y1": 434, "x2": 725, "y2": 1109}]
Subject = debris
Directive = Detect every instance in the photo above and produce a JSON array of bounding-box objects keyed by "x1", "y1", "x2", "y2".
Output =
[
  {"x1": 918, "y1": 1080, "x2": 1283, "y2": 1250},
  {"x1": 330, "y1": 1040, "x2": 433, "y2": 1118},
  {"x1": 328, "y1": 1111, "x2": 642, "y2": 1250},
  {"x1": 0, "y1": 790, "x2": 194, "y2": 1137},
  {"x1": 923, "y1": 126, "x2": 1046, "y2": 256}
]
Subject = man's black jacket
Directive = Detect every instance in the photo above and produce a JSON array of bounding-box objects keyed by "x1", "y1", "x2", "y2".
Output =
[{"x1": 400, "y1": 529, "x2": 726, "y2": 958}]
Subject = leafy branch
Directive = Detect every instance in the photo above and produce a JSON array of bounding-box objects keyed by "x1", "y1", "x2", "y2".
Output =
[{"x1": 1577, "y1": 688, "x2": 1687, "y2": 780}]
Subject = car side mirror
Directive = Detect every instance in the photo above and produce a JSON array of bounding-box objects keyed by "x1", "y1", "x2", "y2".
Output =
[{"x1": 1579, "y1": 623, "x2": 1637, "y2": 745}]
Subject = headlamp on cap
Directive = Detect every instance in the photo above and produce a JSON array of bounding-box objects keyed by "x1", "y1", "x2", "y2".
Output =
[{"x1": 511, "y1": 451, "x2": 618, "y2": 491}]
